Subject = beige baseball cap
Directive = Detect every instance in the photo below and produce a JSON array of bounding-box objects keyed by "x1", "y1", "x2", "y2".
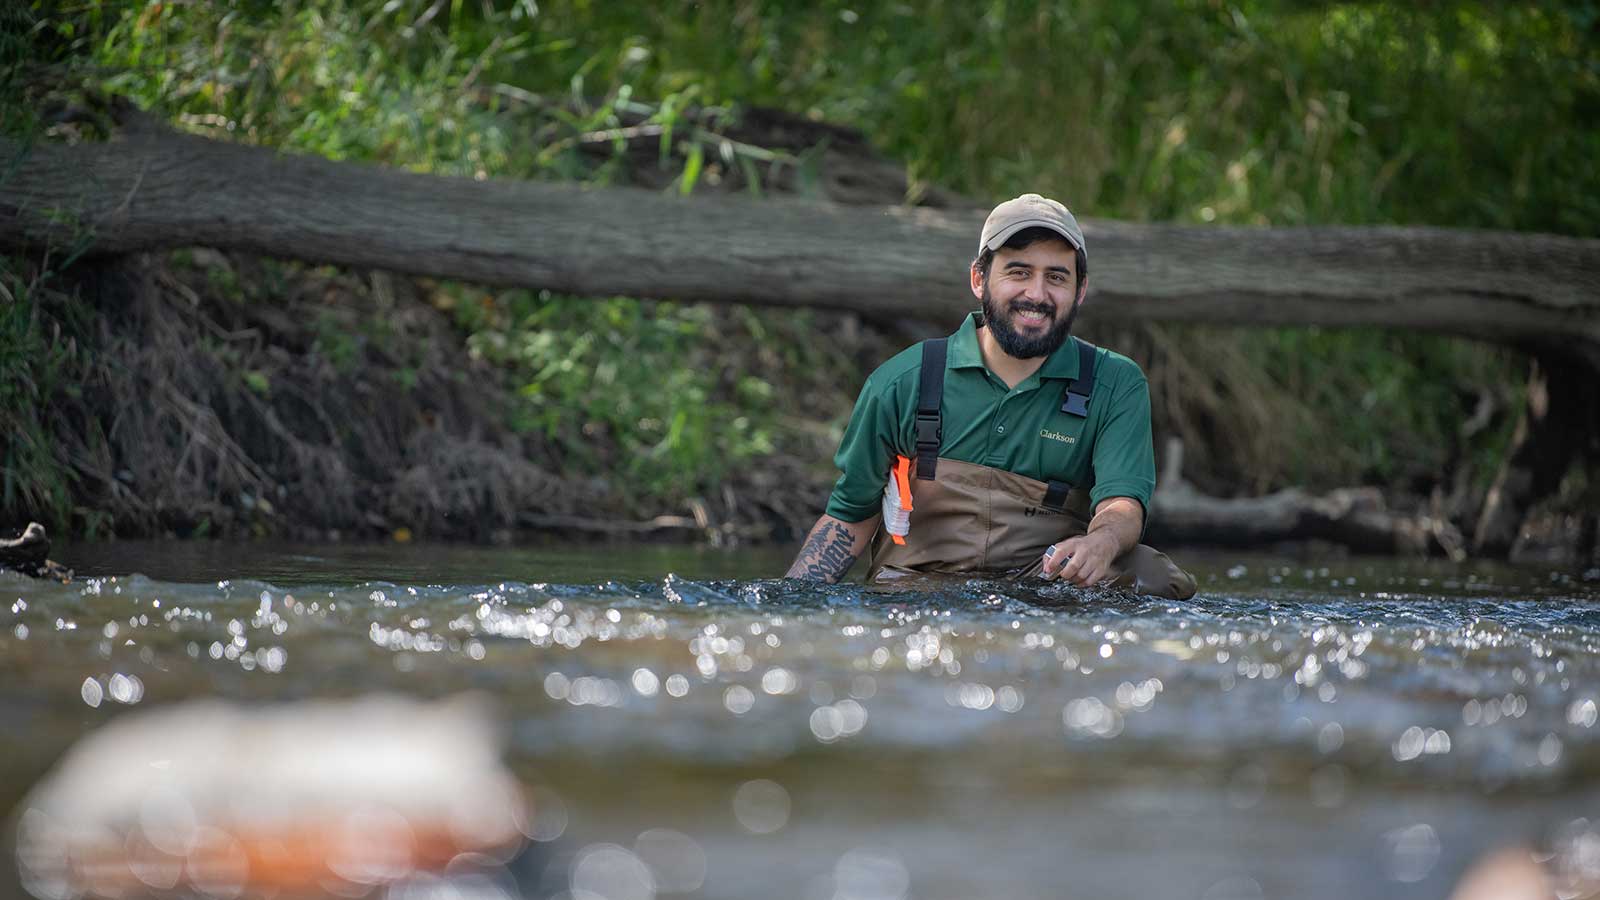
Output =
[{"x1": 979, "y1": 193, "x2": 1086, "y2": 260}]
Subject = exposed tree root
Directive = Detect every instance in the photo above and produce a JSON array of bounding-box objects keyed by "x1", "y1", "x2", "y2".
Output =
[
  {"x1": 34, "y1": 252, "x2": 599, "y2": 540},
  {"x1": 1473, "y1": 353, "x2": 1600, "y2": 557},
  {"x1": 0, "y1": 523, "x2": 71, "y2": 581},
  {"x1": 8, "y1": 246, "x2": 859, "y2": 544}
]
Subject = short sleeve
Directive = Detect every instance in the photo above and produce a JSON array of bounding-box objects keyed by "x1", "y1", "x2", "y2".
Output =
[
  {"x1": 1087, "y1": 372, "x2": 1156, "y2": 519},
  {"x1": 823, "y1": 373, "x2": 908, "y2": 523}
]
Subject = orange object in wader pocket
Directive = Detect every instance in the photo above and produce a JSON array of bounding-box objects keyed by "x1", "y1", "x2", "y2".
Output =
[{"x1": 884, "y1": 455, "x2": 914, "y2": 545}]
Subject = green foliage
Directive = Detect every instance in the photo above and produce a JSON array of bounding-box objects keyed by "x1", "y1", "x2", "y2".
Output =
[
  {"x1": 0, "y1": 262, "x2": 80, "y2": 532},
  {"x1": 1242, "y1": 327, "x2": 1522, "y2": 489},
  {"x1": 461, "y1": 290, "x2": 777, "y2": 500},
  {"x1": 27, "y1": 0, "x2": 1600, "y2": 231},
  {"x1": 347, "y1": 0, "x2": 1590, "y2": 237},
  {"x1": 310, "y1": 309, "x2": 362, "y2": 373},
  {"x1": 1, "y1": 5, "x2": 42, "y2": 137},
  {"x1": 14, "y1": 0, "x2": 1598, "y2": 518}
]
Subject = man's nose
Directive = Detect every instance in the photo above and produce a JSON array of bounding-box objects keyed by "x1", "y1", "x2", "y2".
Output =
[{"x1": 1023, "y1": 274, "x2": 1049, "y2": 301}]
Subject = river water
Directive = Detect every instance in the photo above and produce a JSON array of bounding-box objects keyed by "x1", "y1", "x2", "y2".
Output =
[{"x1": 3, "y1": 542, "x2": 1598, "y2": 899}]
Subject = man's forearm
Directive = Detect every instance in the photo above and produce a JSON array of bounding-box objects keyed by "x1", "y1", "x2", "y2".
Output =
[
  {"x1": 785, "y1": 514, "x2": 879, "y2": 583},
  {"x1": 1087, "y1": 498, "x2": 1143, "y2": 556}
]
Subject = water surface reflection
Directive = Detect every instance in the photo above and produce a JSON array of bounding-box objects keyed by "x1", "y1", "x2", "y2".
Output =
[{"x1": 3, "y1": 546, "x2": 1598, "y2": 899}]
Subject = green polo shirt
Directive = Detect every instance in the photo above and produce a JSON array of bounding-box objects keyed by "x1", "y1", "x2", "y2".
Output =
[{"x1": 824, "y1": 311, "x2": 1155, "y2": 523}]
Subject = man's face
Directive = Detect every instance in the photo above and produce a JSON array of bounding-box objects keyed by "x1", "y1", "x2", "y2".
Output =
[{"x1": 970, "y1": 237, "x2": 1084, "y2": 360}]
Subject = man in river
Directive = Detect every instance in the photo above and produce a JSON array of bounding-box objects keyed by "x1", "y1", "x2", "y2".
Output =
[{"x1": 784, "y1": 193, "x2": 1196, "y2": 599}]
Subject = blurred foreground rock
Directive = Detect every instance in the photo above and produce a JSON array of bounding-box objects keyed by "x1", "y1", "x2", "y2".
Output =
[{"x1": 14, "y1": 694, "x2": 533, "y2": 898}]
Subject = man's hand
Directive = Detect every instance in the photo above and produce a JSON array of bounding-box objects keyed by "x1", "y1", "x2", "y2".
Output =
[
  {"x1": 1043, "y1": 530, "x2": 1122, "y2": 586},
  {"x1": 1041, "y1": 497, "x2": 1143, "y2": 587},
  {"x1": 785, "y1": 514, "x2": 879, "y2": 583}
]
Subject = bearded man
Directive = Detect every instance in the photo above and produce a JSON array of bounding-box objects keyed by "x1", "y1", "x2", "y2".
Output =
[{"x1": 784, "y1": 193, "x2": 1197, "y2": 599}]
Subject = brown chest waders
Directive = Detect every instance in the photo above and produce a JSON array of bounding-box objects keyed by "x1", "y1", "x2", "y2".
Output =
[{"x1": 865, "y1": 334, "x2": 1198, "y2": 600}]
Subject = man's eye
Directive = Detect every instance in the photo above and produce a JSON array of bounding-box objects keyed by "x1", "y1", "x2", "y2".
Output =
[{"x1": 1049, "y1": 273, "x2": 1066, "y2": 284}]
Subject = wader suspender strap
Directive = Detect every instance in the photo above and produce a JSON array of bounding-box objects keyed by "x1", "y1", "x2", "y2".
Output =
[
  {"x1": 1042, "y1": 339, "x2": 1099, "y2": 512},
  {"x1": 1060, "y1": 338, "x2": 1098, "y2": 417},
  {"x1": 915, "y1": 338, "x2": 948, "y2": 480}
]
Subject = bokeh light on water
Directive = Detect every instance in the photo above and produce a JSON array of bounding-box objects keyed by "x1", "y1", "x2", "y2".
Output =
[{"x1": 2, "y1": 545, "x2": 1598, "y2": 898}]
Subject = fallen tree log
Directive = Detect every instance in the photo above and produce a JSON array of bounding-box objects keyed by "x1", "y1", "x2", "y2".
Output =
[
  {"x1": 2, "y1": 127, "x2": 1599, "y2": 366},
  {"x1": 1147, "y1": 441, "x2": 1462, "y2": 556}
]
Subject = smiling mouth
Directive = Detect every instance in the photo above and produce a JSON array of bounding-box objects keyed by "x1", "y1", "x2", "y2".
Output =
[{"x1": 1013, "y1": 307, "x2": 1052, "y2": 325}]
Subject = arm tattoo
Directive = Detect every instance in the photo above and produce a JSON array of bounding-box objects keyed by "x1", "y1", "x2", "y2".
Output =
[{"x1": 785, "y1": 521, "x2": 862, "y2": 583}]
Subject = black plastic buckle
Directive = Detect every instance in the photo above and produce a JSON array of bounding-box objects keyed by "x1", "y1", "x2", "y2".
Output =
[
  {"x1": 1043, "y1": 480, "x2": 1072, "y2": 512},
  {"x1": 914, "y1": 413, "x2": 942, "y2": 448},
  {"x1": 1061, "y1": 391, "x2": 1090, "y2": 417}
]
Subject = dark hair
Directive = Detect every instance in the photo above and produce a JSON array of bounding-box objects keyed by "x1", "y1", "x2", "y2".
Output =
[{"x1": 974, "y1": 226, "x2": 1087, "y2": 294}]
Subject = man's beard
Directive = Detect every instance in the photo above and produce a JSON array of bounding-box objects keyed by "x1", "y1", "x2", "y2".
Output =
[{"x1": 981, "y1": 283, "x2": 1078, "y2": 359}]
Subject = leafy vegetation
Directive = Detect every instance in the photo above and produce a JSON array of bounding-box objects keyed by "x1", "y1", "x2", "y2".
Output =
[
  {"x1": 0, "y1": 267, "x2": 78, "y2": 529},
  {"x1": 4, "y1": 0, "x2": 1597, "y2": 535}
]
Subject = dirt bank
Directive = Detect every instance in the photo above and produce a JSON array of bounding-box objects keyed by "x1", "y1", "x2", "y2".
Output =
[{"x1": 10, "y1": 248, "x2": 881, "y2": 545}]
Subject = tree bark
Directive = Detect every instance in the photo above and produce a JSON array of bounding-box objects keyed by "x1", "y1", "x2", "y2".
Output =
[{"x1": 3, "y1": 130, "x2": 1599, "y2": 364}]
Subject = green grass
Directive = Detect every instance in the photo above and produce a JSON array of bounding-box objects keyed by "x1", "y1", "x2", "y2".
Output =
[
  {"x1": 0, "y1": 260, "x2": 83, "y2": 533},
  {"x1": 7, "y1": 0, "x2": 1597, "y2": 526}
]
